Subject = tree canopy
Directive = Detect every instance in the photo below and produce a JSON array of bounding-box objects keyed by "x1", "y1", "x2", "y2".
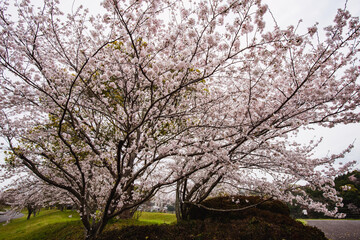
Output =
[{"x1": 0, "y1": 0, "x2": 359, "y2": 239}]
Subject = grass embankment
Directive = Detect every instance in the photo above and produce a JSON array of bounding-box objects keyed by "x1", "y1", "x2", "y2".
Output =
[
  {"x1": 138, "y1": 211, "x2": 177, "y2": 224},
  {"x1": 2, "y1": 209, "x2": 335, "y2": 240},
  {"x1": 0, "y1": 210, "x2": 176, "y2": 240},
  {"x1": 297, "y1": 219, "x2": 307, "y2": 225},
  {"x1": 297, "y1": 218, "x2": 360, "y2": 225},
  {"x1": 0, "y1": 209, "x2": 83, "y2": 240}
]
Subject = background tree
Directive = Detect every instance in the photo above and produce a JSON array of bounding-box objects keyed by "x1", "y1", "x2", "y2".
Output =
[
  {"x1": 0, "y1": 176, "x2": 73, "y2": 220},
  {"x1": 0, "y1": 0, "x2": 359, "y2": 239},
  {"x1": 335, "y1": 170, "x2": 360, "y2": 218},
  {"x1": 288, "y1": 170, "x2": 360, "y2": 219}
]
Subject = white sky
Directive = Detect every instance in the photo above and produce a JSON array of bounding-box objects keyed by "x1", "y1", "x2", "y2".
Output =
[
  {"x1": 0, "y1": 0, "x2": 359, "y2": 171},
  {"x1": 263, "y1": 0, "x2": 360, "y2": 168}
]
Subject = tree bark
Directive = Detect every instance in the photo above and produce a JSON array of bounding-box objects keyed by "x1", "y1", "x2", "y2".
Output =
[
  {"x1": 118, "y1": 208, "x2": 135, "y2": 219},
  {"x1": 175, "y1": 179, "x2": 190, "y2": 221},
  {"x1": 175, "y1": 180, "x2": 182, "y2": 221},
  {"x1": 82, "y1": 215, "x2": 109, "y2": 240},
  {"x1": 27, "y1": 210, "x2": 32, "y2": 220},
  {"x1": 27, "y1": 205, "x2": 34, "y2": 220},
  {"x1": 84, "y1": 225, "x2": 102, "y2": 240}
]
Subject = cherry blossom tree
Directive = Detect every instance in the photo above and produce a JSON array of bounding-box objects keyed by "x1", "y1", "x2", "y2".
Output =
[
  {"x1": 0, "y1": 0, "x2": 359, "y2": 239},
  {"x1": 0, "y1": 176, "x2": 73, "y2": 220}
]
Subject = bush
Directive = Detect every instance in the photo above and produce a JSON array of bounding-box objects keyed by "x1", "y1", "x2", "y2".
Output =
[
  {"x1": 99, "y1": 218, "x2": 326, "y2": 240},
  {"x1": 99, "y1": 195, "x2": 326, "y2": 240},
  {"x1": 186, "y1": 195, "x2": 290, "y2": 221}
]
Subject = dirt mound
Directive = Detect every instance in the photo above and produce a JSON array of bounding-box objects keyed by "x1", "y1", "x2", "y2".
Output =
[
  {"x1": 99, "y1": 196, "x2": 326, "y2": 240},
  {"x1": 99, "y1": 217, "x2": 326, "y2": 240}
]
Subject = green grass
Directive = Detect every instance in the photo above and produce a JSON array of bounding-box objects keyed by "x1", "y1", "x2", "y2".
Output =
[
  {"x1": 297, "y1": 219, "x2": 307, "y2": 225},
  {"x1": 0, "y1": 210, "x2": 176, "y2": 240},
  {"x1": 0, "y1": 209, "x2": 83, "y2": 240},
  {"x1": 138, "y1": 211, "x2": 177, "y2": 224},
  {"x1": 296, "y1": 218, "x2": 360, "y2": 226}
]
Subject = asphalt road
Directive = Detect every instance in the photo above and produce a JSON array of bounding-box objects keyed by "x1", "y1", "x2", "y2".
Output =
[
  {"x1": 0, "y1": 211, "x2": 24, "y2": 223},
  {"x1": 307, "y1": 220, "x2": 360, "y2": 240}
]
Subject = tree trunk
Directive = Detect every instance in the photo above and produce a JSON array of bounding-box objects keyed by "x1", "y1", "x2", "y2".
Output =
[
  {"x1": 175, "y1": 180, "x2": 182, "y2": 221},
  {"x1": 85, "y1": 230, "x2": 100, "y2": 240},
  {"x1": 175, "y1": 180, "x2": 190, "y2": 221},
  {"x1": 27, "y1": 206, "x2": 33, "y2": 220},
  {"x1": 118, "y1": 208, "x2": 135, "y2": 219},
  {"x1": 82, "y1": 215, "x2": 108, "y2": 240},
  {"x1": 33, "y1": 207, "x2": 39, "y2": 217},
  {"x1": 27, "y1": 211, "x2": 32, "y2": 220}
]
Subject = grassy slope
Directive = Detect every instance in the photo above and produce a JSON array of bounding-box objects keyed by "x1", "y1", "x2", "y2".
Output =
[
  {"x1": 0, "y1": 210, "x2": 176, "y2": 240},
  {"x1": 0, "y1": 209, "x2": 83, "y2": 240},
  {"x1": 296, "y1": 219, "x2": 307, "y2": 225},
  {"x1": 138, "y1": 212, "x2": 177, "y2": 224}
]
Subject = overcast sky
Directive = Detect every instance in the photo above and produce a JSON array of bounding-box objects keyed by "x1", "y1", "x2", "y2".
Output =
[
  {"x1": 0, "y1": 0, "x2": 359, "y2": 171},
  {"x1": 263, "y1": 0, "x2": 360, "y2": 168}
]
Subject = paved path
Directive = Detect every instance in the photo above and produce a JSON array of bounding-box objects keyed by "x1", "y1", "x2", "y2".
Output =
[
  {"x1": 0, "y1": 211, "x2": 24, "y2": 223},
  {"x1": 307, "y1": 220, "x2": 360, "y2": 240}
]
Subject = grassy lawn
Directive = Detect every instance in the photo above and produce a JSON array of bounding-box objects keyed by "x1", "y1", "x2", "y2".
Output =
[
  {"x1": 297, "y1": 219, "x2": 307, "y2": 225},
  {"x1": 0, "y1": 210, "x2": 176, "y2": 240},
  {"x1": 296, "y1": 218, "x2": 360, "y2": 226},
  {"x1": 138, "y1": 211, "x2": 177, "y2": 224},
  {"x1": 0, "y1": 209, "x2": 83, "y2": 240}
]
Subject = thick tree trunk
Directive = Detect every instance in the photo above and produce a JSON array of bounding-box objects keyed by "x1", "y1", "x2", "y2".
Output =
[
  {"x1": 175, "y1": 180, "x2": 190, "y2": 221},
  {"x1": 84, "y1": 225, "x2": 102, "y2": 240},
  {"x1": 175, "y1": 181, "x2": 182, "y2": 221},
  {"x1": 118, "y1": 208, "x2": 135, "y2": 219},
  {"x1": 175, "y1": 177, "x2": 223, "y2": 221},
  {"x1": 33, "y1": 208, "x2": 39, "y2": 217},
  {"x1": 27, "y1": 206, "x2": 34, "y2": 220},
  {"x1": 82, "y1": 215, "x2": 108, "y2": 240},
  {"x1": 85, "y1": 230, "x2": 100, "y2": 240},
  {"x1": 84, "y1": 231, "x2": 99, "y2": 240},
  {"x1": 27, "y1": 210, "x2": 32, "y2": 220}
]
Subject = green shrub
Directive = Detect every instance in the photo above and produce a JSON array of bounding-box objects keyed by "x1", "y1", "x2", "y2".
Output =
[
  {"x1": 98, "y1": 218, "x2": 326, "y2": 240},
  {"x1": 98, "y1": 196, "x2": 326, "y2": 240},
  {"x1": 257, "y1": 198, "x2": 290, "y2": 215},
  {"x1": 186, "y1": 195, "x2": 290, "y2": 221}
]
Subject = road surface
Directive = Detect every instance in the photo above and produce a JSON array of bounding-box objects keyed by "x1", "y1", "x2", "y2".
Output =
[
  {"x1": 307, "y1": 220, "x2": 360, "y2": 240},
  {"x1": 0, "y1": 211, "x2": 24, "y2": 223}
]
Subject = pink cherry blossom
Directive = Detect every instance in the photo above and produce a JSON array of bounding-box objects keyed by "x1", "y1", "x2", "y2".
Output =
[{"x1": 0, "y1": 0, "x2": 359, "y2": 239}]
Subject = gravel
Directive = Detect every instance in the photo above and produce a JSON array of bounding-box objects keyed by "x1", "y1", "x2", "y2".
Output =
[{"x1": 307, "y1": 220, "x2": 360, "y2": 240}]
